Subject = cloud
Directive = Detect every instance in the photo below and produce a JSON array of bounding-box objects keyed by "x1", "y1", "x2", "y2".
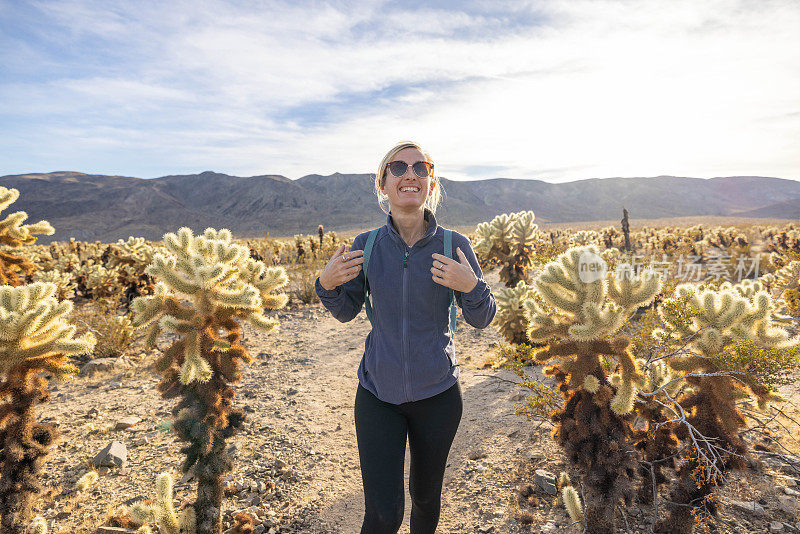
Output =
[{"x1": 0, "y1": 0, "x2": 798, "y2": 182}]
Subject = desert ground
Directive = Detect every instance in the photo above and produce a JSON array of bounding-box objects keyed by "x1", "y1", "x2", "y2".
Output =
[{"x1": 29, "y1": 240, "x2": 800, "y2": 534}]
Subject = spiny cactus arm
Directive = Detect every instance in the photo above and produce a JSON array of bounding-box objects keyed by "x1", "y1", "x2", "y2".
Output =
[
  {"x1": 567, "y1": 301, "x2": 626, "y2": 341},
  {"x1": 155, "y1": 472, "x2": 180, "y2": 534},
  {"x1": 178, "y1": 506, "x2": 196, "y2": 533},
  {"x1": 609, "y1": 347, "x2": 644, "y2": 416},
  {"x1": 532, "y1": 339, "x2": 582, "y2": 364},
  {"x1": 159, "y1": 315, "x2": 198, "y2": 335},
  {"x1": 132, "y1": 285, "x2": 191, "y2": 328},
  {"x1": 178, "y1": 333, "x2": 212, "y2": 384},
  {"x1": 700, "y1": 290, "x2": 747, "y2": 331},
  {"x1": 147, "y1": 254, "x2": 201, "y2": 295},
  {"x1": 562, "y1": 485, "x2": 584, "y2": 528},
  {"x1": 0, "y1": 186, "x2": 19, "y2": 212},
  {"x1": 130, "y1": 502, "x2": 158, "y2": 526},
  {"x1": 534, "y1": 275, "x2": 583, "y2": 316},
  {"x1": 525, "y1": 296, "x2": 572, "y2": 341},
  {"x1": 0, "y1": 210, "x2": 54, "y2": 244},
  {"x1": 248, "y1": 312, "x2": 279, "y2": 333},
  {"x1": 511, "y1": 211, "x2": 538, "y2": 246},
  {"x1": 606, "y1": 271, "x2": 662, "y2": 311},
  {"x1": 209, "y1": 284, "x2": 261, "y2": 309},
  {"x1": 752, "y1": 321, "x2": 795, "y2": 346}
]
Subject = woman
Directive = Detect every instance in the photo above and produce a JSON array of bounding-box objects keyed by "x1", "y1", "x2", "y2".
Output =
[{"x1": 315, "y1": 140, "x2": 496, "y2": 533}]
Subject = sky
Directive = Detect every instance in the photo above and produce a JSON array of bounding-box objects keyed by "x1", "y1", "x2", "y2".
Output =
[{"x1": 1, "y1": 0, "x2": 798, "y2": 182}]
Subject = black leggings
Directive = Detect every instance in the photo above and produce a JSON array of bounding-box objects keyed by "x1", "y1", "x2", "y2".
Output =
[{"x1": 354, "y1": 381, "x2": 463, "y2": 534}]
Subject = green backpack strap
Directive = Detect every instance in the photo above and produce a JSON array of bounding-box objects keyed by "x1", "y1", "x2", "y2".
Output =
[
  {"x1": 363, "y1": 228, "x2": 379, "y2": 326},
  {"x1": 444, "y1": 229, "x2": 457, "y2": 338}
]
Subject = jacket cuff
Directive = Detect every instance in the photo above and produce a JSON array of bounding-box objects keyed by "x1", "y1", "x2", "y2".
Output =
[
  {"x1": 461, "y1": 278, "x2": 490, "y2": 305},
  {"x1": 315, "y1": 276, "x2": 340, "y2": 298}
]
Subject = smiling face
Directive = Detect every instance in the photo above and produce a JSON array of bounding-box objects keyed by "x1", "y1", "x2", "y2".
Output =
[{"x1": 380, "y1": 147, "x2": 436, "y2": 213}]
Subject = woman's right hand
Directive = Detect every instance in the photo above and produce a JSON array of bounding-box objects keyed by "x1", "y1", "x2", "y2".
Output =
[{"x1": 319, "y1": 244, "x2": 365, "y2": 290}]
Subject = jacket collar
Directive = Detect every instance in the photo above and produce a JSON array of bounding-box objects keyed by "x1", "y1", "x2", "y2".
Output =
[{"x1": 386, "y1": 208, "x2": 439, "y2": 248}]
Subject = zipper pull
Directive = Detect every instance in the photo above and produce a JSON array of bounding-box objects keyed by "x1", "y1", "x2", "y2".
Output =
[{"x1": 403, "y1": 250, "x2": 408, "y2": 268}]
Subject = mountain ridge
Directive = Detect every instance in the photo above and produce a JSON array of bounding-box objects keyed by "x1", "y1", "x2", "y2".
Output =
[{"x1": 2, "y1": 171, "x2": 798, "y2": 243}]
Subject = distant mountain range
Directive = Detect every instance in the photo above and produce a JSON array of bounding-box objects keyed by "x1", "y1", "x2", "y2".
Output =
[{"x1": 1, "y1": 171, "x2": 798, "y2": 243}]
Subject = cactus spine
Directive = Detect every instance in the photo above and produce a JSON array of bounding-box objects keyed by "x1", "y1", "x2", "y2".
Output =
[
  {"x1": 523, "y1": 245, "x2": 661, "y2": 534},
  {"x1": 0, "y1": 282, "x2": 96, "y2": 533},
  {"x1": 131, "y1": 227, "x2": 288, "y2": 534}
]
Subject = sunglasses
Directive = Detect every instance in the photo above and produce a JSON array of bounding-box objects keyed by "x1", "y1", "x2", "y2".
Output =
[{"x1": 386, "y1": 160, "x2": 434, "y2": 179}]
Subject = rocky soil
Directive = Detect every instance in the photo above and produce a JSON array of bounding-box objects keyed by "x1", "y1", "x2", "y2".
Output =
[{"x1": 24, "y1": 268, "x2": 800, "y2": 534}]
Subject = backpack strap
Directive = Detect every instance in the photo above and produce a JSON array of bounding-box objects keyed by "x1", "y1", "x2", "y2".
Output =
[
  {"x1": 443, "y1": 229, "x2": 457, "y2": 338},
  {"x1": 363, "y1": 228, "x2": 379, "y2": 326}
]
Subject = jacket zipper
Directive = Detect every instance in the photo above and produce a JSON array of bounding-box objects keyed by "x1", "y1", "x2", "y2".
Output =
[{"x1": 402, "y1": 248, "x2": 410, "y2": 402}]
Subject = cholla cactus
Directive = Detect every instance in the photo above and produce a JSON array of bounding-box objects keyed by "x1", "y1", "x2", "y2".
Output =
[
  {"x1": 0, "y1": 187, "x2": 54, "y2": 286},
  {"x1": 130, "y1": 472, "x2": 195, "y2": 534},
  {"x1": 31, "y1": 269, "x2": 74, "y2": 300},
  {"x1": 131, "y1": 227, "x2": 288, "y2": 534},
  {"x1": 568, "y1": 230, "x2": 600, "y2": 247},
  {"x1": 0, "y1": 282, "x2": 96, "y2": 533},
  {"x1": 474, "y1": 211, "x2": 538, "y2": 287},
  {"x1": 523, "y1": 245, "x2": 661, "y2": 534},
  {"x1": 762, "y1": 260, "x2": 800, "y2": 319},
  {"x1": 106, "y1": 236, "x2": 158, "y2": 306},
  {"x1": 82, "y1": 263, "x2": 125, "y2": 300},
  {"x1": 493, "y1": 281, "x2": 536, "y2": 345},
  {"x1": 653, "y1": 280, "x2": 800, "y2": 533}
]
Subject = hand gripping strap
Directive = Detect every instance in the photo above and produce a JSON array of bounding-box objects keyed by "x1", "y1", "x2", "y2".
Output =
[
  {"x1": 443, "y1": 229, "x2": 457, "y2": 338},
  {"x1": 363, "y1": 228, "x2": 379, "y2": 326}
]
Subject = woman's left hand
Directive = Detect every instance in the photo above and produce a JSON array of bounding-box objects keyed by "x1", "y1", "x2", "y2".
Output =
[{"x1": 431, "y1": 247, "x2": 478, "y2": 293}]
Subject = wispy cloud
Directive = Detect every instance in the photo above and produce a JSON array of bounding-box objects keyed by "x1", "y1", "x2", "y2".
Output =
[{"x1": 0, "y1": 0, "x2": 798, "y2": 182}]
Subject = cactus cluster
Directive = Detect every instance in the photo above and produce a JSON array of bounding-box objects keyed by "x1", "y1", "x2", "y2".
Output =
[{"x1": 131, "y1": 227, "x2": 288, "y2": 534}]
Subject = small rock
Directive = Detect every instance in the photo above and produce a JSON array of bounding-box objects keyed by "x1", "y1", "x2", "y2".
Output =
[
  {"x1": 778, "y1": 495, "x2": 799, "y2": 516},
  {"x1": 728, "y1": 498, "x2": 766, "y2": 517},
  {"x1": 468, "y1": 449, "x2": 488, "y2": 460},
  {"x1": 786, "y1": 487, "x2": 800, "y2": 497},
  {"x1": 114, "y1": 416, "x2": 141, "y2": 430},
  {"x1": 93, "y1": 441, "x2": 127, "y2": 468},
  {"x1": 535, "y1": 469, "x2": 558, "y2": 496},
  {"x1": 772, "y1": 521, "x2": 785, "y2": 533},
  {"x1": 540, "y1": 522, "x2": 558, "y2": 534},
  {"x1": 80, "y1": 358, "x2": 117, "y2": 376}
]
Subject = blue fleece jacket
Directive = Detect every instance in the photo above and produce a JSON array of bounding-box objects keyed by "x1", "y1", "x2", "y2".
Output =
[{"x1": 315, "y1": 209, "x2": 496, "y2": 404}]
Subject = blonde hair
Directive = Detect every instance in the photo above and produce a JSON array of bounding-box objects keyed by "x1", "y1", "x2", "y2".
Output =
[{"x1": 374, "y1": 140, "x2": 444, "y2": 215}]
